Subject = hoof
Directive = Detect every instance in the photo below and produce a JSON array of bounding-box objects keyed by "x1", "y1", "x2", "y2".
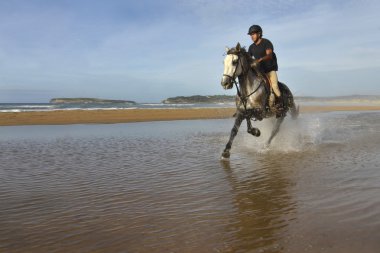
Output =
[
  {"x1": 248, "y1": 128, "x2": 261, "y2": 137},
  {"x1": 221, "y1": 150, "x2": 230, "y2": 159}
]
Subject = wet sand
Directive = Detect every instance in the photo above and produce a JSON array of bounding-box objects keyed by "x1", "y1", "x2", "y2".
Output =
[{"x1": 0, "y1": 105, "x2": 380, "y2": 126}]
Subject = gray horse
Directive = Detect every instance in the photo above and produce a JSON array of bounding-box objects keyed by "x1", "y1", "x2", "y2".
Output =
[{"x1": 220, "y1": 43, "x2": 299, "y2": 159}]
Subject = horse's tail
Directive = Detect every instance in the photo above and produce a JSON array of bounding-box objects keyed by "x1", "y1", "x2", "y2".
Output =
[
  {"x1": 279, "y1": 82, "x2": 299, "y2": 120},
  {"x1": 290, "y1": 103, "x2": 299, "y2": 120},
  {"x1": 287, "y1": 90, "x2": 299, "y2": 120}
]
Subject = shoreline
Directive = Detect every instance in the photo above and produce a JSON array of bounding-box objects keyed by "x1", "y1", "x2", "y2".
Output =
[{"x1": 0, "y1": 106, "x2": 380, "y2": 126}]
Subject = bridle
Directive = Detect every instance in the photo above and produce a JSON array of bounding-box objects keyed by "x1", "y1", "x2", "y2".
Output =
[
  {"x1": 223, "y1": 52, "x2": 263, "y2": 112},
  {"x1": 222, "y1": 55, "x2": 240, "y2": 88}
]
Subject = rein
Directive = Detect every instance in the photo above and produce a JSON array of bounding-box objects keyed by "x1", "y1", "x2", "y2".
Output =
[{"x1": 224, "y1": 53, "x2": 263, "y2": 112}]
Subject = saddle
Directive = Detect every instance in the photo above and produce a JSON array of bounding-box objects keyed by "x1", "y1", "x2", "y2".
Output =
[
  {"x1": 252, "y1": 66, "x2": 287, "y2": 116},
  {"x1": 251, "y1": 66, "x2": 271, "y2": 93}
]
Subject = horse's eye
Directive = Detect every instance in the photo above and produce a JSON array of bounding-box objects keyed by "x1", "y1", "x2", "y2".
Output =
[{"x1": 232, "y1": 59, "x2": 238, "y2": 65}]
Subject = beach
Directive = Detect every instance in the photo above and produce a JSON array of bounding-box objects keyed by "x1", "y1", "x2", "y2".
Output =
[{"x1": 1, "y1": 105, "x2": 380, "y2": 126}]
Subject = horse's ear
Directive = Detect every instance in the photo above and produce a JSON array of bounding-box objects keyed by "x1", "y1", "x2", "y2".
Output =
[
  {"x1": 225, "y1": 46, "x2": 230, "y2": 53},
  {"x1": 236, "y1": 42, "x2": 241, "y2": 52}
]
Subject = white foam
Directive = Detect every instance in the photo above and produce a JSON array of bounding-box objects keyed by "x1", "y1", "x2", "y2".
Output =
[
  {"x1": 238, "y1": 114, "x2": 330, "y2": 153},
  {"x1": 0, "y1": 109, "x2": 23, "y2": 113},
  {"x1": 0, "y1": 107, "x2": 139, "y2": 112},
  {"x1": 15, "y1": 105, "x2": 54, "y2": 108}
]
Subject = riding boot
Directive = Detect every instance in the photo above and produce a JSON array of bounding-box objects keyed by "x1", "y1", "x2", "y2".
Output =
[
  {"x1": 265, "y1": 94, "x2": 270, "y2": 112},
  {"x1": 275, "y1": 95, "x2": 285, "y2": 118},
  {"x1": 268, "y1": 92, "x2": 275, "y2": 111}
]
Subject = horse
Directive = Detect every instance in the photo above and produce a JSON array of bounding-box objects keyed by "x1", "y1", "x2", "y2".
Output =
[{"x1": 220, "y1": 42, "x2": 299, "y2": 159}]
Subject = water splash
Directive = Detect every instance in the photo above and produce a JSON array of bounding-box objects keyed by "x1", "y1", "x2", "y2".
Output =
[{"x1": 237, "y1": 113, "x2": 351, "y2": 153}]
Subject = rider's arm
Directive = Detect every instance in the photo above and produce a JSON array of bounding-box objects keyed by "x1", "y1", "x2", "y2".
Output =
[{"x1": 258, "y1": 48, "x2": 273, "y2": 62}]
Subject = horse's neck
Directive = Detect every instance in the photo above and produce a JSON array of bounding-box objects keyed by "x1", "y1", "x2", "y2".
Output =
[{"x1": 238, "y1": 69, "x2": 260, "y2": 96}]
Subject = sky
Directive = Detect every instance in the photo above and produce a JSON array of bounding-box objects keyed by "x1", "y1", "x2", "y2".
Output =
[{"x1": 0, "y1": 0, "x2": 380, "y2": 103}]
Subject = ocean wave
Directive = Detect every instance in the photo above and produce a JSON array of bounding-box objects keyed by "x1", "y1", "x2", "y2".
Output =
[
  {"x1": 55, "y1": 107, "x2": 139, "y2": 111},
  {"x1": 142, "y1": 103, "x2": 196, "y2": 107},
  {"x1": 0, "y1": 107, "x2": 139, "y2": 113},
  {"x1": 14, "y1": 105, "x2": 55, "y2": 108}
]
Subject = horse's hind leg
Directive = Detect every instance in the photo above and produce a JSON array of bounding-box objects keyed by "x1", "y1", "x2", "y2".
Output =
[
  {"x1": 267, "y1": 116, "x2": 284, "y2": 146},
  {"x1": 221, "y1": 113, "x2": 244, "y2": 159}
]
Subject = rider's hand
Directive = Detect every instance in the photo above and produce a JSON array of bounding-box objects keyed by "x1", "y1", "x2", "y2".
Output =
[{"x1": 251, "y1": 59, "x2": 259, "y2": 68}]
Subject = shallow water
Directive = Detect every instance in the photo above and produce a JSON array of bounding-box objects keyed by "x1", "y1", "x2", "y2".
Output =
[{"x1": 1, "y1": 111, "x2": 379, "y2": 253}]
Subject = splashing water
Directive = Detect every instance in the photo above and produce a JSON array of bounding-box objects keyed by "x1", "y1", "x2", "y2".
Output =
[{"x1": 237, "y1": 112, "x2": 370, "y2": 153}]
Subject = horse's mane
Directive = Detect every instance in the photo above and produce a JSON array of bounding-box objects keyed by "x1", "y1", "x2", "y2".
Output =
[
  {"x1": 227, "y1": 46, "x2": 254, "y2": 69},
  {"x1": 227, "y1": 47, "x2": 253, "y2": 63}
]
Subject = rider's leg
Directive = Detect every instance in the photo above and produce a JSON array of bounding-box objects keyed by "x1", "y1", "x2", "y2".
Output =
[
  {"x1": 266, "y1": 71, "x2": 283, "y2": 110},
  {"x1": 266, "y1": 71, "x2": 281, "y2": 97}
]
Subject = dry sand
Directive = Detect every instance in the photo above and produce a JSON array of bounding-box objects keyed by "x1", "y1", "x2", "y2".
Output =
[{"x1": 0, "y1": 106, "x2": 380, "y2": 126}]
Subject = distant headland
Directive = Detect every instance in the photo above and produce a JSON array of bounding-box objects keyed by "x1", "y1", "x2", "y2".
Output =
[
  {"x1": 50, "y1": 98, "x2": 137, "y2": 104},
  {"x1": 162, "y1": 95, "x2": 234, "y2": 104}
]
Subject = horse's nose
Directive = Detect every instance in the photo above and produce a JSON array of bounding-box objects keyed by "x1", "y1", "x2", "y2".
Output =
[
  {"x1": 221, "y1": 76, "x2": 229, "y2": 86},
  {"x1": 221, "y1": 80, "x2": 227, "y2": 89}
]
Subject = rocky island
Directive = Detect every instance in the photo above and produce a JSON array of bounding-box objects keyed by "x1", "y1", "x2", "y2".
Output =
[{"x1": 50, "y1": 98, "x2": 136, "y2": 104}]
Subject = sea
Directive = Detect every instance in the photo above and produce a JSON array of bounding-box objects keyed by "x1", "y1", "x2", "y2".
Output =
[
  {"x1": 1, "y1": 100, "x2": 380, "y2": 252},
  {"x1": 0, "y1": 95, "x2": 380, "y2": 112},
  {"x1": 0, "y1": 102, "x2": 235, "y2": 112}
]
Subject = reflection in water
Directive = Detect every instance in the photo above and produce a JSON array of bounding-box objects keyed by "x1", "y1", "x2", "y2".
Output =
[{"x1": 221, "y1": 155, "x2": 297, "y2": 252}]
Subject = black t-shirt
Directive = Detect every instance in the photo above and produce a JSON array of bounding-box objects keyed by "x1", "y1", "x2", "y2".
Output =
[{"x1": 248, "y1": 38, "x2": 278, "y2": 73}]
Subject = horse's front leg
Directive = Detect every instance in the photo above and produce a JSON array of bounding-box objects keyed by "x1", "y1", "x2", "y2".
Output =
[
  {"x1": 221, "y1": 113, "x2": 244, "y2": 159},
  {"x1": 246, "y1": 117, "x2": 261, "y2": 137}
]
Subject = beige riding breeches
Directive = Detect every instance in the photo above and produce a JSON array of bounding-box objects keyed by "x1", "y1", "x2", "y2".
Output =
[{"x1": 266, "y1": 71, "x2": 281, "y2": 97}]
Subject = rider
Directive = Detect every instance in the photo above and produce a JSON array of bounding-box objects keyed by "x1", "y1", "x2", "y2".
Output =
[{"x1": 247, "y1": 25, "x2": 283, "y2": 111}]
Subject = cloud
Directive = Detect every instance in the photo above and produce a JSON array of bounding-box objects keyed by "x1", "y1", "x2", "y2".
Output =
[{"x1": 0, "y1": 0, "x2": 380, "y2": 102}]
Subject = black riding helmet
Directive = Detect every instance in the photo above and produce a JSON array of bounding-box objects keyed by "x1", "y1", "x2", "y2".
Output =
[{"x1": 247, "y1": 25, "x2": 262, "y2": 35}]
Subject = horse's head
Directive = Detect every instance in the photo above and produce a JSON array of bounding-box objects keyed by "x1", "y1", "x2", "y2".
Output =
[{"x1": 221, "y1": 42, "x2": 248, "y2": 90}]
